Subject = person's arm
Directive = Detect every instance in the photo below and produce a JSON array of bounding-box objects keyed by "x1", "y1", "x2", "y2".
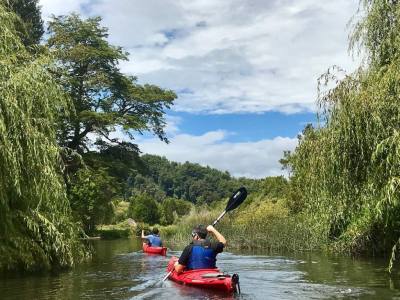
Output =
[
  {"x1": 175, "y1": 245, "x2": 191, "y2": 273},
  {"x1": 207, "y1": 225, "x2": 226, "y2": 245},
  {"x1": 141, "y1": 230, "x2": 149, "y2": 240},
  {"x1": 174, "y1": 262, "x2": 185, "y2": 273}
]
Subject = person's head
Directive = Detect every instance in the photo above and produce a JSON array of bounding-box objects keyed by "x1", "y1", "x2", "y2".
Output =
[
  {"x1": 191, "y1": 224, "x2": 207, "y2": 240},
  {"x1": 152, "y1": 227, "x2": 159, "y2": 235}
]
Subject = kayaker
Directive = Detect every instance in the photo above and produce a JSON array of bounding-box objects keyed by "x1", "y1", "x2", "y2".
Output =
[
  {"x1": 141, "y1": 227, "x2": 163, "y2": 247},
  {"x1": 174, "y1": 224, "x2": 226, "y2": 273}
]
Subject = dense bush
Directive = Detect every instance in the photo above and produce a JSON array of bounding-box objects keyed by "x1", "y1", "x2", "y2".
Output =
[
  {"x1": 69, "y1": 168, "x2": 116, "y2": 234},
  {"x1": 160, "y1": 198, "x2": 193, "y2": 225},
  {"x1": 128, "y1": 193, "x2": 160, "y2": 225}
]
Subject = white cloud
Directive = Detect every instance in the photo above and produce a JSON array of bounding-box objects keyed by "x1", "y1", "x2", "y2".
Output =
[
  {"x1": 39, "y1": 0, "x2": 360, "y2": 114},
  {"x1": 39, "y1": 0, "x2": 91, "y2": 21},
  {"x1": 164, "y1": 115, "x2": 182, "y2": 135},
  {"x1": 136, "y1": 131, "x2": 297, "y2": 178},
  {"x1": 38, "y1": 0, "x2": 354, "y2": 177}
]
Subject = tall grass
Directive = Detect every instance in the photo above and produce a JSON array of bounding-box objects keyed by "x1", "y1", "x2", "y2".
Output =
[{"x1": 161, "y1": 196, "x2": 324, "y2": 252}]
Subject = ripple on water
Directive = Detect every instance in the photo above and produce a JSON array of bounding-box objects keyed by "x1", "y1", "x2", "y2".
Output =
[{"x1": 1, "y1": 240, "x2": 399, "y2": 300}]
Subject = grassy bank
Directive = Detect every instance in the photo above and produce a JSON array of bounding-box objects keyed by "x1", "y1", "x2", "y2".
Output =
[
  {"x1": 160, "y1": 194, "x2": 326, "y2": 252},
  {"x1": 96, "y1": 220, "x2": 136, "y2": 239}
]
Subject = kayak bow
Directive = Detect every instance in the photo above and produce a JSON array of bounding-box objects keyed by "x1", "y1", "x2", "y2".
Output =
[
  {"x1": 142, "y1": 242, "x2": 167, "y2": 256},
  {"x1": 166, "y1": 256, "x2": 240, "y2": 293}
]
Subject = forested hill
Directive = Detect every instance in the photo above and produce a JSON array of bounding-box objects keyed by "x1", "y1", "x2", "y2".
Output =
[
  {"x1": 80, "y1": 146, "x2": 288, "y2": 228},
  {"x1": 135, "y1": 154, "x2": 261, "y2": 204},
  {"x1": 83, "y1": 146, "x2": 276, "y2": 206}
]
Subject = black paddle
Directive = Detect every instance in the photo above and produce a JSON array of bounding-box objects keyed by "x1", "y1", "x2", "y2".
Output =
[
  {"x1": 162, "y1": 187, "x2": 248, "y2": 282},
  {"x1": 212, "y1": 187, "x2": 247, "y2": 226}
]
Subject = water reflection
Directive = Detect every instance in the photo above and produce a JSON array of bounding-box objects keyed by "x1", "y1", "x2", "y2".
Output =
[{"x1": 1, "y1": 239, "x2": 400, "y2": 299}]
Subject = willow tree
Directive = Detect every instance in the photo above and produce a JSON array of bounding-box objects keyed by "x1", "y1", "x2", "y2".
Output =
[
  {"x1": 287, "y1": 0, "x2": 400, "y2": 269},
  {"x1": 0, "y1": 3, "x2": 87, "y2": 271},
  {"x1": 6, "y1": 0, "x2": 44, "y2": 47}
]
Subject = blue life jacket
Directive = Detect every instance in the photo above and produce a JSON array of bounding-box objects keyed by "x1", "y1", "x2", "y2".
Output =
[
  {"x1": 187, "y1": 240, "x2": 217, "y2": 269},
  {"x1": 147, "y1": 234, "x2": 162, "y2": 247}
]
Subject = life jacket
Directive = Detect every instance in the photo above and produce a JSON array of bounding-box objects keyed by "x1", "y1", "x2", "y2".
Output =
[
  {"x1": 148, "y1": 234, "x2": 162, "y2": 247},
  {"x1": 186, "y1": 240, "x2": 217, "y2": 270}
]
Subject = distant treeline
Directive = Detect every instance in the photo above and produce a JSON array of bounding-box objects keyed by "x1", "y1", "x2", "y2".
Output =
[
  {"x1": 82, "y1": 150, "x2": 270, "y2": 225},
  {"x1": 134, "y1": 154, "x2": 259, "y2": 204}
]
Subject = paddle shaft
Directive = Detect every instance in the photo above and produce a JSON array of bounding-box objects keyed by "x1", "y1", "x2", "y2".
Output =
[
  {"x1": 212, "y1": 210, "x2": 226, "y2": 226},
  {"x1": 162, "y1": 270, "x2": 172, "y2": 282}
]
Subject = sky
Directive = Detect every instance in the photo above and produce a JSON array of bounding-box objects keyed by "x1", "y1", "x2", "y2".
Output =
[{"x1": 39, "y1": 0, "x2": 360, "y2": 178}]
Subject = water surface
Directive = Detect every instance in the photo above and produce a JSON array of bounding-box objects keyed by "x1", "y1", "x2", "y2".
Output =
[{"x1": 1, "y1": 238, "x2": 400, "y2": 299}]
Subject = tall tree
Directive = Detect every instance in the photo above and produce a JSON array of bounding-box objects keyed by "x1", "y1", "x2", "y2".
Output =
[
  {"x1": 69, "y1": 168, "x2": 116, "y2": 234},
  {"x1": 46, "y1": 14, "x2": 176, "y2": 153},
  {"x1": 0, "y1": 4, "x2": 86, "y2": 272},
  {"x1": 6, "y1": 0, "x2": 44, "y2": 47},
  {"x1": 286, "y1": 0, "x2": 400, "y2": 267}
]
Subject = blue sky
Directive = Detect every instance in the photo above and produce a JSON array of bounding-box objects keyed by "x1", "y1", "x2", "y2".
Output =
[
  {"x1": 40, "y1": 0, "x2": 359, "y2": 178},
  {"x1": 168, "y1": 111, "x2": 315, "y2": 142}
]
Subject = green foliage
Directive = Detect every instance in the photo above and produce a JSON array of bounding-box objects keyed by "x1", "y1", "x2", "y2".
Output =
[
  {"x1": 112, "y1": 200, "x2": 130, "y2": 223},
  {"x1": 259, "y1": 176, "x2": 288, "y2": 200},
  {"x1": 160, "y1": 198, "x2": 193, "y2": 225},
  {"x1": 285, "y1": 0, "x2": 400, "y2": 269},
  {"x1": 140, "y1": 154, "x2": 256, "y2": 204},
  {"x1": 5, "y1": 0, "x2": 44, "y2": 47},
  {"x1": 0, "y1": 4, "x2": 87, "y2": 272},
  {"x1": 350, "y1": 0, "x2": 400, "y2": 68},
  {"x1": 69, "y1": 168, "x2": 116, "y2": 234},
  {"x1": 128, "y1": 193, "x2": 160, "y2": 225},
  {"x1": 96, "y1": 220, "x2": 134, "y2": 239},
  {"x1": 46, "y1": 14, "x2": 176, "y2": 153},
  {"x1": 83, "y1": 142, "x2": 145, "y2": 197},
  {"x1": 161, "y1": 193, "x2": 319, "y2": 252},
  {"x1": 129, "y1": 173, "x2": 166, "y2": 202}
]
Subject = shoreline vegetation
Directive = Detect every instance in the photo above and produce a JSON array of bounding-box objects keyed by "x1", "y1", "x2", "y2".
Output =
[
  {"x1": 161, "y1": 203, "x2": 323, "y2": 253},
  {"x1": 3, "y1": 0, "x2": 400, "y2": 275},
  {"x1": 91, "y1": 186, "x2": 340, "y2": 255}
]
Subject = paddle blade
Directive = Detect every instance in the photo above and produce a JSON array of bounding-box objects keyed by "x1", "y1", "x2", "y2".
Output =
[{"x1": 225, "y1": 187, "x2": 247, "y2": 212}]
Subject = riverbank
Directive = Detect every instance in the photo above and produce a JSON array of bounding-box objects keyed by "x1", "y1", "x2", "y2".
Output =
[
  {"x1": 94, "y1": 188, "x2": 398, "y2": 274},
  {"x1": 159, "y1": 195, "x2": 325, "y2": 252},
  {"x1": 95, "y1": 191, "x2": 334, "y2": 255}
]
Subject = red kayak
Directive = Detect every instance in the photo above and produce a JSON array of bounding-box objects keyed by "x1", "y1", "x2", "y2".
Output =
[
  {"x1": 166, "y1": 256, "x2": 240, "y2": 293},
  {"x1": 142, "y1": 242, "x2": 167, "y2": 256}
]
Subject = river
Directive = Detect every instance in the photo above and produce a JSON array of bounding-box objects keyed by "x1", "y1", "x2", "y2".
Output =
[{"x1": 1, "y1": 238, "x2": 399, "y2": 299}]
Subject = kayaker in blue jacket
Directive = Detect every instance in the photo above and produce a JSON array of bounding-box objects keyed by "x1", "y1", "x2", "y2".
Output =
[
  {"x1": 174, "y1": 224, "x2": 226, "y2": 273},
  {"x1": 141, "y1": 227, "x2": 163, "y2": 247}
]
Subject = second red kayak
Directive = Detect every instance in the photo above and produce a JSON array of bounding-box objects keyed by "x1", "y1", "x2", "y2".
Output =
[
  {"x1": 142, "y1": 242, "x2": 167, "y2": 256},
  {"x1": 166, "y1": 256, "x2": 240, "y2": 293}
]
